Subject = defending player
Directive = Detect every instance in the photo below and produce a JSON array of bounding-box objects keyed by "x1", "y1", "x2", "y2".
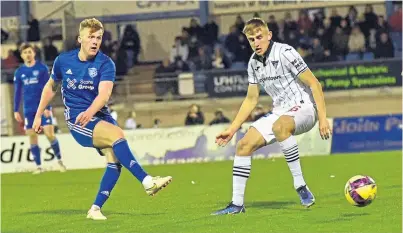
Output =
[
  {"x1": 212, "y1": 18, "x2": 332, "y2": 215},
  {"x1": 32, "y1": 18, "x2": 172, "y2": 220},
  {"x1": 13, "y1": 43, "x2": 67, "y2": 174}
]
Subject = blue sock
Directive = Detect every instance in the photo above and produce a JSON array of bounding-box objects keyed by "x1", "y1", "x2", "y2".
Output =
[
  {"x1": 112, "y1": 139, "x2": 148, "y2": 182},
  {"x1": 31, "y1": 145, "x2": 41, "y2": 166},
  {"x1": 94, "y1": 163, "x2": 121, "y2": 208},
  {"x1": 50, "y1": 139, "x2": 61, "y2": 160}
]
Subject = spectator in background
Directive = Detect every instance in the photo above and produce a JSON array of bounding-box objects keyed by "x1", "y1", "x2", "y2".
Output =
[
  {"x1": 364, "y1": 4, "x2": 378, "y2": 30},
  {"x1": 374, "y1": 32, "x2": 394, "y2": 58},
  {"x1": 191, "y1": 47, "x2": 212, "y2": 71},
  {"x1": 312, "y1": 11, "x2": 325, "y2": 33},
  {"x1": 1, "y1": 28, "x2": 9, "y2": 44},
  {"x1": 340, "y1": 19, "x2": 351, "y2": 35},
  {"x1": 43, "y1": 37, "x2": 59, "y2": 62},
  {"x1": 100, "y1": 38, "x2": 113, "y2": 57},
  {"x1": 212, "y1": 46, "x2": 230, "y2": 69},
  {"x1": 311, "y1": 37, "x2": 324, "y2": 62},
  {"x1": 187, "y1": 18, "x2": 204, "y2": 40},
  {"x1": 34, "y1": 45, "x2": 42, "y2": 61},
  {"x1": 225, "y1": 25, "x2": 240, "y2": 59},
  {"x1": 285, "y1": 30, "x2": 299, "y2": 49},
  {"x1": 330, "y1": 8, "x2": 342, "y2": 29},
  {"x1": 112, "y1": 45, "x2": 128, "y2": 77},
  {"x1": 170, "y1": 36, "x2": 189, "y2": 63},
  {"x1": 345, "y1": 6, "x2": 359, "y2": 28},
  {"x1": 13, "y1": 41, "x2": 23, "y2": 63},
  {"x1": 27, "y1": 14, "x2": 40, "y2": 42},
  {"x1": 283, "y1": 12, "x2": 298, "y2": 40},
  {"x1": 297, "y1": 10, "x2": 313, "y2": 34},
  {"x1": 155, "y1": 58, "x2": 177, "y2": 96},
  {"x1": 153, "y1": 118, "x2": 161, "y2": 128},
  {"x1": 367, "y1": 29, "x2": 378, "y2": 52},
  {"x1": 348, "y1": 26, "x2": 366, "y2": 53},
  {"x1": 203, "y1": 17, "x2": 219, "y2": 46},
  {"x1": 322, "y1": 49, "x2": 339, "y2": 62},
  {"x1": 332, "y1": 26, "x2": 349, "y2": 56},
  {"x1": 2, "y1": 50, "x2": 19, "y2": 70},
  {"x1": 209, "y1": 109, "x2": 230, "y2": 125},
  {"x1": 187, "y1": 35, "x2": 201, "y2": 60},
  {"x1": 235, "y1": 15, "x2": 245, "y2": 33},
  {"x1": 236, "y1": 33, "x2": 253, "y2": 64},
  {"x1": 120, "y1": 24, "x2": 141, "y2": 68},
  {"x1": 376, "y1": 16, "x2": 389, "y2": 34},
  {"x1": 389, "y1": 5, "x2": 402, "y2": 32},
  {"x1": 124, "y1": 111, "x2": 137, "y2": 130},
  {"x1": 185, "y1": 104, "x2": 204, "y2": 125},
  {"x1": 267, "y1": 15, "x2": 280, "y2": 41}
]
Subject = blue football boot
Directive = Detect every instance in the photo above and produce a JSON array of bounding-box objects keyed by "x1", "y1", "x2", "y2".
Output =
[
  {"x1": 211, "y1": 202, "x2": 246, "y2": 215},
  {"x1": 296, "y1": 185, "x2": 315, "y2": 208}
]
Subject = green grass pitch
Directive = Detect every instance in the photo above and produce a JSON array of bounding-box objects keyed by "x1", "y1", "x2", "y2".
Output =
[{"x1": 2, "y1": 151, "x2": 401, "y2": 233}]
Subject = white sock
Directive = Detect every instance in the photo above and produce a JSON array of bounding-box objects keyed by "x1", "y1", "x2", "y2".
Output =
[
  {"x1": 91, "y1": 204, "x2": 100, "y2": 211},
  {"x1": 142, "y1": 175, "x2": 153, "y2": 188},
  {"x1": 232, "y1": 155, "x2": 251, "y2": 206},
  {"x1": 279, "y1": 136, "x2": 306, "y2": 189}
]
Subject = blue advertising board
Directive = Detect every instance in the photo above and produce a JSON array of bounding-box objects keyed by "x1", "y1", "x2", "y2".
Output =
[{"x1": 331, "y1": 114, "x2": 402, "y2": 153}]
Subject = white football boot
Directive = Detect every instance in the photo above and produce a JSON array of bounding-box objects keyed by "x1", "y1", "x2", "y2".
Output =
[
  {"x1": 144, "y1": 176, "x2": 173, "y2": 196},
  {"x1": 87, "y1": 205, "x2": 107, "y2": 220},
  {"x1": 32, "y1": 167, "x2": 43, "y2": 175}
]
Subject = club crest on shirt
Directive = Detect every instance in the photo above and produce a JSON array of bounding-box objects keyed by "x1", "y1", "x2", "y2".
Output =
[
  {"x1": 33, "y1": 70, "x2": 39, "y2": 76},
  {"x1": 88, "y1": 68, "x2": 97, "y2": 78}
]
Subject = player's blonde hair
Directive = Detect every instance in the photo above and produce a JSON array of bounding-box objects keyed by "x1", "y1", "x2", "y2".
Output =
[
  {"x1": 242, "y1": 17, "x2": 269, "y2": 35},
  {"x1": 79, "y1": 18, "x2": 104, "y2": 34}
]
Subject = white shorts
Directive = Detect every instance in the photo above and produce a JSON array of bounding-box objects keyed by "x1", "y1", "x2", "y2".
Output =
[{"x1": 251, "y1": 104, "x2": 318, "y2": 145}]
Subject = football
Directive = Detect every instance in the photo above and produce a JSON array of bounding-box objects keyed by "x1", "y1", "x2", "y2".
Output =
[{"x1": 344, "y1": 175, "x2": 377, "y2": 207}]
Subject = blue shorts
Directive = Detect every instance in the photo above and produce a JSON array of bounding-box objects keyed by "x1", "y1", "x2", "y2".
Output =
[
  {"x1": 24, "y1": 112, "x2": 52, "y2": 130},
  {"x1": 66, "y1": 113, "x2": 117, "y2": 155}
]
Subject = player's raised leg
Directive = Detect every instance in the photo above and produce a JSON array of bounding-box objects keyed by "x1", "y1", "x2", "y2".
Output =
[
  {"x1": 87, "y1": 148, "x2": 120, "y2": 220},
  {"x1": 212, "y1": 127, "x2": 266, "y2": 215},
  {"x1": 272, "y1": 114, "x2": 315, "y2": 207},
  {"x1": 43, "y1": 123, "x2": 66, "y2": 172},
  {"x1": 26, "y1": 129, "x2": 42, "y2": 174},
  {"x1": 93, "y1": 120, "x2": 172, "y2": 196}
]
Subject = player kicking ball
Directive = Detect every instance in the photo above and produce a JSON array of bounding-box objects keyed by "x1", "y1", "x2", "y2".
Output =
[
  {"x1": 212, "y1": 18, "x2": 332, "y2": 215},
  {"x1": 13, "y1": 43, "x2": 67, "y2": 174},
  {"x1": 32, "y1": 18, "x2": 172, "y2": 220}
]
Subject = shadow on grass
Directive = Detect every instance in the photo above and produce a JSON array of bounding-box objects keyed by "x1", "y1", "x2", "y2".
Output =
[{"x1": 23, "y1": 209, "x2": 165, "y2": 217}]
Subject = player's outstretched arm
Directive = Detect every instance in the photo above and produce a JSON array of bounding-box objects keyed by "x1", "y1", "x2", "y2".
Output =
[
  {"x1": 216, "y1": 84, "x2": 260, "y2": 146},
  {"x1": 298, "y1": 69, "x2": 332, "y2": 140},
  {"x1": 75, "y1": 81, "x2": 113, "y2": 127}
]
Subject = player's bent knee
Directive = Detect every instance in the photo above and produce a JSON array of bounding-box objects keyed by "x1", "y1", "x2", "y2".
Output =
[{"x1": 236, "y1": 139, "x2": 254, "y2": 156}]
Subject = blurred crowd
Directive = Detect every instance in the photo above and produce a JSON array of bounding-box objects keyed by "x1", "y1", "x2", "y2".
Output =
[{"x1": 156, "y1": 3, "x2": 402, "y2": 76}]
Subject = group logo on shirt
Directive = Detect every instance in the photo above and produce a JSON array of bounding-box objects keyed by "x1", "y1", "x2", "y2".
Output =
[{"x1": 66, "y1": 78, "x2": 94, "y2": 90}]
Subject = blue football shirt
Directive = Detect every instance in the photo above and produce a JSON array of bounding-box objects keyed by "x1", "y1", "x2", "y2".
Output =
[
  {"x1": 14, "y1": 61, "x2": 51, "y2": 114},
  {"x1": 51, "y1": 49, "x2": 116, "y2": 120}
]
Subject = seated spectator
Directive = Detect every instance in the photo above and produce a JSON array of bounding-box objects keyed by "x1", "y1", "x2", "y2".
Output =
[
  {"x1": 100, "y1": 38, "x2": 113, "y2": 57},
  {"x1": 187, "y1": 18, "x2": 204, "y2": 41},
  {"x1": 172, "y1": 57, "x2": 190, "y2": 72},
  {"x1": 212, "y1": 46, "x2": 230, "y2": 69},
  {"x1": 330, "y1": 8, "x2": 342, "y2": 29},
  {"x1": 297, "y1": 10, "x2": 313, "y2": 34},
  {"x1": 235, "y1": 33, "x2": 253, "y2": 63},
  {"x1": 43, "y1": 37, "x2": 59, "y2": 62},
  {"x1": 191, "y1": 47, "x2": 212, "y2": 71},
  {"x1": 187, "y1": 35, "x2": 201, "y2": 60},
  {"x1": 340, "y1": 19, "x2": 351, "y2": 35},
  {"x1": 283, "y1": 12, "x2": 298, "y2": 40},
  {"x1": 348, "y1": 26, "x2": 366, "y2": 53},
  {"x1": 170, "y1": 36, "x2": 189, "y2": 63},
  {"x1": 367, "y1": 29, "x2": 377, "y2": 52},
  {"x1": 153, "y1": 118, "x2": 161, "y2": 128},
  {"x1": 111, "y1": 42, "x2": 128, "y2": 76},
  {"x1": 155, "y1": 59, "x2": 177, "y2": 96},
  {"x1": 311, "y1": 38, "x2": 324, "y2": 62},
  {"x1": 185, "y1": 104, "x2": 204, "y2": 125},
  {"x1": 332, "y1": 27, "x2": 349, "y2": 56},
  {"x1": 374, "y1": 32, "x2": 394, "y2": 58},
  {"x1": 209, "y1": 109, "x2": 230, "y2": 125},
  {"x1": 322, "y1": 49, "x2": 339, "y2": 63}
]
